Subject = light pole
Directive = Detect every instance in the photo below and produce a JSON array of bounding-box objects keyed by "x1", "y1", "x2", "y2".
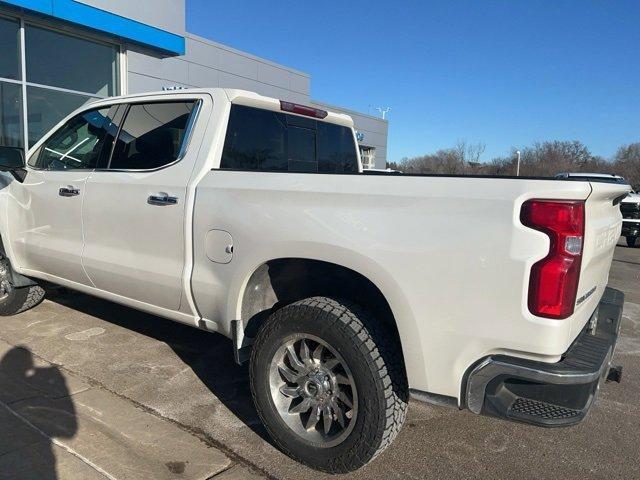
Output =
[
  {"x1": 516, "y1": 150, "x2": 521, "y2": 177},
  {"x1": 376, "y1": 107, "x2": 391, "y2": 120}
]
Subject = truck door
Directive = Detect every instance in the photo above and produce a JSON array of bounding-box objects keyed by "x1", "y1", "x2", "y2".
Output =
[
  {"x1": 7, "y1": 107, "x2": 117, "y2": 285},
  {"x1": 81, "y1": 100, "x2": 201, "y2": 311}
]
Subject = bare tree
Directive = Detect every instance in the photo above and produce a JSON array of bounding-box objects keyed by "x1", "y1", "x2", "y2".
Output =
[
  {"x1": 389, "y1": 141, "x2": 486, "y2": 175},
  {"x1": 388, "y1": 140, "x2": 638, "y2": 190},
  {"x1": 614, "y1": 143, "x2": 640, "y2": 190},
  {"x1": 454, "y1": 140, "x2": 486, "y2": 165}
]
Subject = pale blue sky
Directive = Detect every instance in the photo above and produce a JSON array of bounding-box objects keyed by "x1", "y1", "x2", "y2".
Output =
[{"x1": 187, "y1": 0, "x2": 640, "y2": 162}]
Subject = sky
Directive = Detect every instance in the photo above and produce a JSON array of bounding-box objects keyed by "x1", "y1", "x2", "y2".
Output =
[{"x1": 186, "y1": 0, "x2": 640, "y2": 163}]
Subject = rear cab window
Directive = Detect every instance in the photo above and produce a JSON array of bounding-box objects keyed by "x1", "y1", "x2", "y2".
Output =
[{"x1": 220, "y1": 104, "x2": 358, "y2": 173}]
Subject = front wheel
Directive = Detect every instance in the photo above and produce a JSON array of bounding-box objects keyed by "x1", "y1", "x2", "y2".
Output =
[
  {"x1": 0, "y1": 259, "x2": 45, "y2": 316},
  {"x1": 627, "y1": 236, "x2": 638, "y2": 248},
  {"x1": 0, "y1": 284, "x2": 45, "y2": 316},
  {"x1": 249, "y1": 297, "x2": 408, "y2": 473}
]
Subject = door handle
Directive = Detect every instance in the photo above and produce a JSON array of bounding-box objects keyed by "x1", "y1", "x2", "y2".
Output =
[
  {"x1": 147, "y1": 193, "x2": 178, "y2": 206},
  {"x1": 59, "y1": 186, "x2": 80, "y2": 197}
]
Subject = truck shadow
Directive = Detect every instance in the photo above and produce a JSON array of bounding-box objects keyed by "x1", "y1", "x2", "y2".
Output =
[{"x1": 43, "y1": 285, "x2": 272, "y2": 444}]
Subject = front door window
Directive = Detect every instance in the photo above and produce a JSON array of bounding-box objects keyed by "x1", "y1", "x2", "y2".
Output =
[{"x1": 29, "y1": 108, "x2": 113, "y2": 171}]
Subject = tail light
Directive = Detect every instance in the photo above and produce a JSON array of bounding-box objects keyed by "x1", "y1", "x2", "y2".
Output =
[
  {"x1": 280, "y1": 101, "x2": 328, "y2": 119},
  {"x1": 520, "y1": 200, "x2": 585, "y2": 319}
]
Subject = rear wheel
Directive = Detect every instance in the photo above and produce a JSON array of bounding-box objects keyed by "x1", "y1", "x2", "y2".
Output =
[
  {"x1": 627, "y1": 236, "x2": 638, "y2": 248},
  {"x1": 249, "y1": 296, "x2": 408, "y2": 473}
]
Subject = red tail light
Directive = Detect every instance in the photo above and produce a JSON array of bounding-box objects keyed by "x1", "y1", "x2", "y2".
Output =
[
  {"x1": 521, "y1": 200, "x2": 585, "y2": 319},
  {"x1": 280, "y1": 101, "x2": 328, "y2": 119}
]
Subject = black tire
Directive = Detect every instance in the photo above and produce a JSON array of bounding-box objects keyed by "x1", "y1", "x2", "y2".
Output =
[
  {"x1": 249, "y1": 296, "x2": 408, "y2": 473},
  {"x1": 0, "y1": 285, "x2": 45, "y2": 316},
  {"x1": 627, "y1": 236, "x2": 638, "y2": 248}
]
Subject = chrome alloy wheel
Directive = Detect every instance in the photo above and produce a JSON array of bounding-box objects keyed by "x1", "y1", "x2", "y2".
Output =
[{"x1": 268, "y1": 334, "x2": 358, "y2": 447}]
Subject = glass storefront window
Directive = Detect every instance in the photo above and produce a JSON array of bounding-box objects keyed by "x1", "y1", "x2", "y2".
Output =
[
  {"x1": 0, "y1": 17, "x2": 119, "y2": 150},
  {"x1": 0, "y1": 82, "x2": 23, "y2": 147},
  {"x1": 26, "y1": 86, "x2": 96, "y2": 147},
  {"x1": 0, "y1": 16, "x2": 20, "y2": 80},
  {"x1": 26, "y1": 25, "x2": 118, "y2": 97}
]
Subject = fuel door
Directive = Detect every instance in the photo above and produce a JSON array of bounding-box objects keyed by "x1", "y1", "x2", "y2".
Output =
[{"x1": 205, "y1": 230, "x2": 234, "y2": 264}]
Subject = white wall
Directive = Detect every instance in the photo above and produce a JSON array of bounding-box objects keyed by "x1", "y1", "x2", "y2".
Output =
[
  {"x1": 126, "y1": 34, "x2": 310, "y2": 105},
  {"x1": 125, "y1": 33, "x2": 388, "y2": 167},
  {"x1": 75, "y1": 0, "x2": 185, "y2": 36}
]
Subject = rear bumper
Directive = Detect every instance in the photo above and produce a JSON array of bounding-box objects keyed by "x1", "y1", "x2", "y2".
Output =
[{"x1": 464, "y1": 287, "x2": 624, "y2": 427}]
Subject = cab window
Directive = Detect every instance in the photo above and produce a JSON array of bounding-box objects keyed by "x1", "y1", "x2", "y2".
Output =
[
  {"x1": 29, "y1": 108, "x2": 112, "y2": 170},
  {"x1": 220, "y1": 104, "x2": 359, "y2": 173},
  {"x1": 108, "y1": 101, "x2": 196, "y2": 170}
]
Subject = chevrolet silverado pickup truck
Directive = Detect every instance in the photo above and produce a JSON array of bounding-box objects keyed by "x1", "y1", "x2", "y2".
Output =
[{"x1": 0, "y1": 89, "x2": 630, "y2": 473}]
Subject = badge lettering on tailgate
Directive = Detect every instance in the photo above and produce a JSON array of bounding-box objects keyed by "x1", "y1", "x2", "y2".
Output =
[
  {"x1": 595, "y1": 224, "x2": 619, "y2": 250},
  {"x1": 576, "y1": 286, "x2": 597, "y2": 306}
]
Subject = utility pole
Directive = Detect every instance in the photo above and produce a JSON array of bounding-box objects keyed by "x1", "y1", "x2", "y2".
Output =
[
  {"x1": 376, "y1": 107, "x2": 391, "y2": 120},
  {"x1": 516, "y1": 150, "x2": 521, "y2": 177}
]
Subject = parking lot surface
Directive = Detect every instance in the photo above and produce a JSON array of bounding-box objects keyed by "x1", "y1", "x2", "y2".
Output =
[{"x1": 0, "y1": 240, "x2": 638, "y2": 479}]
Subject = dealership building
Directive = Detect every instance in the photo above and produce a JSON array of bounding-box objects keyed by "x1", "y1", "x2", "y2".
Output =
[{"x1": 0, "y1": 0, "x2": 388, "y2": 168}]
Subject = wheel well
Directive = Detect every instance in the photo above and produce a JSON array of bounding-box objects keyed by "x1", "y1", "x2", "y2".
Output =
[
  {"x1": 240, "y1": 258, "x2": 401, "y2": 345},
  {"x1": 0, "y1": 236, "x2": 37, "y2": 288}
]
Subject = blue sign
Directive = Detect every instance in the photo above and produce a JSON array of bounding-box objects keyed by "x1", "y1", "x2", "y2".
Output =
[{"x1": 0, "y1": 0, "x2": 185, "y2": 54}]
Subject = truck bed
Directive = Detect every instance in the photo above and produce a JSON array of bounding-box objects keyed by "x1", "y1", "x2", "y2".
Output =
[{"x1": 191, "y1": 170, "x2": 629, "y2": 398}]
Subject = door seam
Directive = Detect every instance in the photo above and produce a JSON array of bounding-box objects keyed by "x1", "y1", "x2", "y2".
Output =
[{"x1": 80, "y1": 171, "x2": 96, "y2": 288}]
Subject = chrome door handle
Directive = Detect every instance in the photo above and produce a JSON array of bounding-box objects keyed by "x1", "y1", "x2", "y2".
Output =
[
  {"x1": 59, "y1": 186, "x2": 80, "y2": 197},
  {"x1": 147, "y1": 194, "x2": 178, "y2": 206}
]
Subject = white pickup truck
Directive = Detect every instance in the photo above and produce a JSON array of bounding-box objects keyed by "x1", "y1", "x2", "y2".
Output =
[
  {"x1": 621, "y1": 192, "x2": 640, "y2": 247},
  {"x1": 0, "y1": 89, "x2": 630, "y2": 473}
]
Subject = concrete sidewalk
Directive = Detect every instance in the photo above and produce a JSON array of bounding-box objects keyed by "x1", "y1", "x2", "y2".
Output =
[{"x1": 0, "y1": 339, "x2": 261, "y2": 479}]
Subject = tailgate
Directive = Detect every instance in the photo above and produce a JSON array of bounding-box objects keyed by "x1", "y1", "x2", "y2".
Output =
[{"x1": 569, "y1": 182, "x2": 631, "y2": 340}]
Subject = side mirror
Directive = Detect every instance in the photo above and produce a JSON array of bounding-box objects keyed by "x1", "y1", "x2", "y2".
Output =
[{"x1": 0, "y1": 146, "x2": 26, "y2": 182}]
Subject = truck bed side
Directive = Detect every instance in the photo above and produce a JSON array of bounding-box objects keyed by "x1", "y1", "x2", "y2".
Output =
[{"x1": 190, "y1": 172, "x2": 621, "y2": 399}]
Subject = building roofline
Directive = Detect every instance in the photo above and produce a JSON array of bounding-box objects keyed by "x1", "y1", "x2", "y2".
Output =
[
  {"x1": 0, "y1": 0, "x2": 185, "y2": 54},
  {"x1": 185, "y1": 32, "x2": 310, "y2": 79}
]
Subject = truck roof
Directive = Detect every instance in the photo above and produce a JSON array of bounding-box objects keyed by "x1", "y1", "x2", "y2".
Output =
[{"x1": 87, "y1": 88, "x2": 355, "y2": 128}]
